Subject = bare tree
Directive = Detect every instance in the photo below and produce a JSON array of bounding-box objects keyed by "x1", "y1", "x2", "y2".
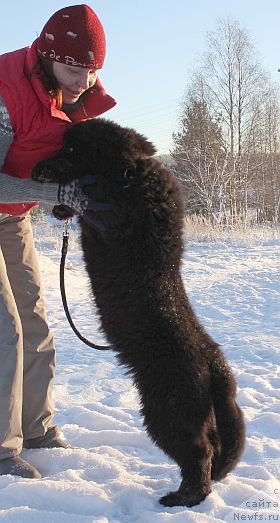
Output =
[
  {"x1": 172, "y1": 89, "x2": 226, "y2": 217},
  {"x1": 172, "y1": 17, "x2": 280, "y2": 225}
]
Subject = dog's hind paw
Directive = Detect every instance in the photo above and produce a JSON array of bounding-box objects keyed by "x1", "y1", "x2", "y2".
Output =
[{"x1": 159, "y1": 487, "x2": 211, "y2": 508}]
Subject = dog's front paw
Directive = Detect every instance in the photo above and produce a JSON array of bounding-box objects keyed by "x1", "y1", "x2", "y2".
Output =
[{"x1": 32, "y1": 161, "x2": 57, "y2": 183}]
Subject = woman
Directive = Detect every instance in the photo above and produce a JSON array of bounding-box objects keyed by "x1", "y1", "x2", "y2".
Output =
[{"x1": 0, "y1": 4, "x2": 116, "y2": 478}]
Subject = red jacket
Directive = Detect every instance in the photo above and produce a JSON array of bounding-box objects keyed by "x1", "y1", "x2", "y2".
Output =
[{"x1": 0, "y1": 40, "x2": 116, "y2": 215}]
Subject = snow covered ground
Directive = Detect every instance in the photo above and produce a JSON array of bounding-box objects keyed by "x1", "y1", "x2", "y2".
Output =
[{"x1": 0, "y1": 216, "x2": 279, "y2": 523}]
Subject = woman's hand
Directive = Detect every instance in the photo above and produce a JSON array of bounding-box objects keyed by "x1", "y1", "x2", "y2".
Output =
[{"x1": 57, "y1": 175, "x2": 112, "y2": 215}]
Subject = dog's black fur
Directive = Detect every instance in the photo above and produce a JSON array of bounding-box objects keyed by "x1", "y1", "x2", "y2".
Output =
[{"x1": 33, "y1": 118, "x2": 245, "y2": 507}]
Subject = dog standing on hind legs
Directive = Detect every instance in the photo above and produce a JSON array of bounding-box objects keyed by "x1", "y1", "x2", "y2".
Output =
[{"x1": 33, "y1": 118, "x2": 246, "y2": 508}]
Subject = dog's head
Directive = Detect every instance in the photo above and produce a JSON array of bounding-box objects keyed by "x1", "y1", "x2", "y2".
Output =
[
  {"x1": 61, "y1": 118, "x2": 175, "y2": 194},
  {"x1": 63, "y1": 118, "x2": 156, "y2": 177},
  {"x1": 34, "y1": 118, "x2": 184, "y2": 242},
  {"x1": 33, "y1": 118, "x2": 157, "y2": 196}
]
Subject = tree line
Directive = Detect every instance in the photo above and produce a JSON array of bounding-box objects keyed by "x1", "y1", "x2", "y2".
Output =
[{"x1": 171, "y1": 18, "x2": 280, "y2": 225}]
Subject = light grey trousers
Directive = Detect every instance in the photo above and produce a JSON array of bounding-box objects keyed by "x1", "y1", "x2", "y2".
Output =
[{"x1": 0, "y1": 213, "x2": 55, "y2": 459}]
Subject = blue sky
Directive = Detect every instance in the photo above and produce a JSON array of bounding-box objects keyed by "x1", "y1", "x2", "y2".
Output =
[{"x1": 2, "y1": 1, "x2": 280, "y2": 154}]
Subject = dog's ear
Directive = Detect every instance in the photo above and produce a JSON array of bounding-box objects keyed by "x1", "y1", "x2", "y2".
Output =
[{"x1": 129, "y1": 130, "x2": 157, "y2": 158}]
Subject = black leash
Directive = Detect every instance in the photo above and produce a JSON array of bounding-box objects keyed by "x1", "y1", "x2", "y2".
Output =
[{"x1": 60, "y1": 221, "x2": 112, "y2": 351}]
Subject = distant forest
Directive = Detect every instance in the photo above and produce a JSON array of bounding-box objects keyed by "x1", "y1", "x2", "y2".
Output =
[{"x1": 171, "y1": 18, "x2": 280, "y2": 225}]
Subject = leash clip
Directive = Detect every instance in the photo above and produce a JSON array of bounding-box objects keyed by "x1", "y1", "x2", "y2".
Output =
[
  {"x1": 63, "y1": 218, "x2": 71, "y2": 238},
  {"x1": 62, "y1": 219, "x2": 71, "y2": 255}
]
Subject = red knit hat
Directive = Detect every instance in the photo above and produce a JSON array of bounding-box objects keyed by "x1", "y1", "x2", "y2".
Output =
[{"x1": 36, "y1": 4, "x2": 106, "y2": 69}]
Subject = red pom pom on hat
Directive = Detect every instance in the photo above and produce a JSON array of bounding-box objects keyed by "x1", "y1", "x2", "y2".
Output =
[{"x1": 37, "y1": 4, "x2": 106, "y2": 69}]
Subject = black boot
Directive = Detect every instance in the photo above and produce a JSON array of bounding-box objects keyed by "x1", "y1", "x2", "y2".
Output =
[
  {"x1": 23, "y1": 426, "x2": 72, "y2": 449},
  {"x1": 0, "y1": 456, "x2": 41, "y2": 478}
]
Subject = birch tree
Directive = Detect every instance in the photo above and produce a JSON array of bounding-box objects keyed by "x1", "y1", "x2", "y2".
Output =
[{"x1": 172, "y1": 17, "x2": 280, "y2": 224}]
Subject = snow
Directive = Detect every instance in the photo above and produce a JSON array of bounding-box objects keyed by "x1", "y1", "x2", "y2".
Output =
[{"x1": 0, "y1": 216, "x2": 279, "y2": 523}]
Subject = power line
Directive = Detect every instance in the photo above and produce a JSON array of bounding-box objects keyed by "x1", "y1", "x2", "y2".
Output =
[{"x1": 111, "y1": 97, "x2": 183, "y2": 121}]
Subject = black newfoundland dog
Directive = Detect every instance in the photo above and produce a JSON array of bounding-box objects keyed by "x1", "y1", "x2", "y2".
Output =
[{"x1": 33, "y1": 118, "x2": 245, "y2": 508}]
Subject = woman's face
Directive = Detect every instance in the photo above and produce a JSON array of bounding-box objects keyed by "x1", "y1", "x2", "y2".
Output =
[{"x1": 52, "y1": 62, "x2": 98, "y2": 104}]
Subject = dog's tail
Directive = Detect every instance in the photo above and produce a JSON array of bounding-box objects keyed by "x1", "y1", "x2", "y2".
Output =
[{"x1": 209, "y1": 355, "x2": 246, "y2": 481}]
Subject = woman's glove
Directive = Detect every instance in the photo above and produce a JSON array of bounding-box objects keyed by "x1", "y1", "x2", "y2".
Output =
[
  {"x1": 57, "y1": 175, "x2": 111, "y2": 214},
  {"x1": 55, "y1": 175, "x2": 114, "y2": 232},
  {"x1": 32, "y1": 164, "x2": 113, "y2": 228}
]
